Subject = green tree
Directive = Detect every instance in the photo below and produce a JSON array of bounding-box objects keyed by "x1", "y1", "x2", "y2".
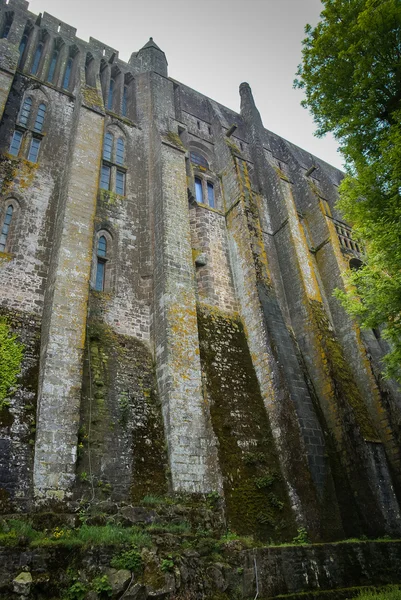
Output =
[{"x1": 294, "y1": 0, "x2": 401, "y2": 381}]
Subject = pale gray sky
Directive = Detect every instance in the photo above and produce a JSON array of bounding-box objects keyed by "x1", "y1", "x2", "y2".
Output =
[{"x1": 29, "y1": 0, "x2": 343, "y2": 170}]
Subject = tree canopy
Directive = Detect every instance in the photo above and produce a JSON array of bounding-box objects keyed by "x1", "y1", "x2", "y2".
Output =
[{"x1": 295, "y1": 0, "x2": 401, "y2": 382}]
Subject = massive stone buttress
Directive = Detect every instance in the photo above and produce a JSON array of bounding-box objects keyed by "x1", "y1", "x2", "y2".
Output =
[{"x1": 0, "y1": 0, "x2": 400, "y2": 540}]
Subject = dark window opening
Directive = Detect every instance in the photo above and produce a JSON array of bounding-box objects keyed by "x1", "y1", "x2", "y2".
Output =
[
  {"x1": 107, "y1": 78, "x2": 114, "y2": 110},
  {"x1": 122, "y1": 85, "x2": 128, "y2": 117},
  {"x1": 31, "y1": 42, "x2": 43, "y2": 75},
  {"x1": 47, "y1": 49, "x2": 59, "y2": 83},
  {"x1": 63, "y1": 57, "x2": 73, "y2": 89},
  {"x1": 95, "y1": 235, "x2": 107, "y2": 291},
  {"x1": 1, "y1": 11, "x2": 13, "y2": 38}
]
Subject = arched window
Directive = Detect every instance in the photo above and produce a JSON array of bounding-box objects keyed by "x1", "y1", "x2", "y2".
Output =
[
  {"x1": 62, "y1": 56, "x2": 73, "y2": 90},
  {"x1": 18, "y1": 97, "x2": 32, "y2": 126},
  {"x1": 34, "y1": 103, "x2": 46, "y2": 132},
  {"x1": 116, "y1": 138, "x2": 125, "y2": 165},
  {"x1": 0, "y1": 205, "x2": 13, "y2": 252},
  {"x1": 107, "y1": 78, "x2": 115, "y2": 110},
  {"x1": 31, "y1": 42, "x2": 43, "y2": 75},
  {"x1": 47, "y1": 49, "x2": 59, "y2": 83},
  {"x1": 103, "y1": 132, "x2": 113, "y2": 161},
  {"x1": 190, "y1": 151, "x2": 208, "y2": 169},
  {"x1": 95, "y1": 235, "x2": 107, "y2": 291}
]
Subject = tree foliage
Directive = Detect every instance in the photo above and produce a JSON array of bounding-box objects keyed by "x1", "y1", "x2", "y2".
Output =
[{"x1": 295, "y1": 0, "x2": 401, "y2": 381}]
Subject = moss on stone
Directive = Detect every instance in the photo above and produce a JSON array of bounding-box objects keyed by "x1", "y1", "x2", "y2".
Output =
[
  {"x1": 0, "y1": 318, "x2": 24, "y2": 408},
  {"x1": 308, "y1": 299, "x2": 377, "y2": 441},
  {"x1": 165, "y1": 131, "x2": 185, "y2": 150},
  {"x1": 78, "y1": 302, "x2": 168, "y2": 503},
  {"x1": 197, "y1": 304, "x2": 296, "y2": 542}
]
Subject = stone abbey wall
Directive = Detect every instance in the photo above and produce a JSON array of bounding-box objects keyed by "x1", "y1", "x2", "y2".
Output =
[{"x1": 0, "y1": 0, "x2": 401, "y2": 543}]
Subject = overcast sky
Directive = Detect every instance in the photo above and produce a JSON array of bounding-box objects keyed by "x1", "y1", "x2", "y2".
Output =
[{"x1": 28, "y1": 0, "x2": 343, "y2": 170}]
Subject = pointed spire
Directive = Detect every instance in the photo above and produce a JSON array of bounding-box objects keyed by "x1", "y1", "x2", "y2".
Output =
[
  {"x1": 136, "y1": 37, "x2": 168, "y2": 77},
  {"x1": 140, "y1": 37, "x2": 163, "y2": 52}
]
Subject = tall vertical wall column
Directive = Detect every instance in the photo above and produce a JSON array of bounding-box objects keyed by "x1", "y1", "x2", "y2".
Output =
[
  {"x1": 33, "y1": 104, "x2": 103, "y2": 499},
  {"x1": 145, "y1": 73, "x2": 221, "y2": 494}
]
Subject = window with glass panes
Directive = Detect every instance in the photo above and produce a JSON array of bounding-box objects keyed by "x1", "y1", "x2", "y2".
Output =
[
  {"x1": 100, "y1": 133, "x2": 126, "y2": 195},
  {"x1": 9, "y1": 130, "x2": 22, "y2": 156},
  {"x1": 34, "y1": 104, "x2": 46, "y2": 132},
  {"x1": 95, "y1": 235, "x2": 107, "y2": 291},
  {"x1": 19, "y1": 97, "x2": 32, "y2": 126},
  {"x1": 0, "y1": 205, "x2": 13, "y2": 252},
  {"x1": 28, "y1": 138, "x2": 40, "y2": 163}
]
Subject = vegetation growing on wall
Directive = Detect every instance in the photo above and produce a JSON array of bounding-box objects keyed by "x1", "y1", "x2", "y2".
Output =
[
  {"x1": 0, "y1": 317, "x2": 24, "y2": 408},
  {"x1": 197, "y1": 304, "x2": 296, "y2": 542},
  {"x1": 77, "y1": 297, "x2": 168, "y2": 504},
  {"x1": 295, "y1": 0, "x2": 401, "y2": 382}
]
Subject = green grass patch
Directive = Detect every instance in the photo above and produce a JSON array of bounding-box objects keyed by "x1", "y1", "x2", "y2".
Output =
[{"x1": 354, "y1": 587, "x2": 401, "y2": 600}]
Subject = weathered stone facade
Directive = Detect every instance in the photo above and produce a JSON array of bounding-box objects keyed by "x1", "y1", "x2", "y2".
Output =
[{"x1": 1, "y1": 0, "x2": 401, "y2": 542}]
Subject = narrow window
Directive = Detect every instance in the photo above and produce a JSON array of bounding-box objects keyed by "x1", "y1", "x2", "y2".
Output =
[
  {"x1": 95, "y1": 235, "x2": 107, "y2": 291},
  {"x1": 85, "y1": 53, "x2": 96, "y2": 87},
  {"x1": 18, "y1": 97, "x2": 32, "y2": 126},
  {"x1": 33, "y1": 103, "x2": 46, "y2": 132},
  {"x1": 31, "y1": 42, "x2": 43, "y2": 75},
  {"x1": 197, "y1": 120, "x2": 200, "y2": 129},
  {"x1": 47, "y1": 49, "x2": 58, "y2": 83},
  {"x1": 18, "y1": 33, "x2": 28, "y2": 67},
  {"x1": 107, "y1": 78, "x2": 114, "y2": 110},
  {"x1": 122, "y1": 85, "x2": 128, "y2": 117},
  {"x1": 195, "y1": 177, "x2": 203, "y2": 203},
  {"x1": 0, "y1": 205, "x2": 13, "y2": 252},
  {"x1": 100, "y1": 165, "x2": 111, "y2": 190},
  {"x1": 9, "y1": 130, "x2": 22, "y2": 156},
  {"x1": 116, "y1": 170, "x2": 125, "y2": 195},
  {"x1": 116, "y1": 138, "x2": 125, "y2": 165},
  {"x1": 1, "y1": 12, "x2": 13, "y2": 38},
  {"x1": 27, "y1": 137, "x2": 40, "y2": 162},
  {"x1": 207, "y1": 182, "x2": 215, "y2": 208},
  {"x1": 208, "y1": 126, "x2": 211, "y2": 135},
  {"x1": 103, "y1": 132, "x2": 113, "y2": 161},
  {"x1": 62, "y1": 57, "x2": 73, "y2": 89}
]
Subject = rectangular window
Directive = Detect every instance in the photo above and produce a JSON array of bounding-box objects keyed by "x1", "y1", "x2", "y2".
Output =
[
  {"x1": 27, "y1": 137, "x2": 40, "y2": 162},
  {"x1": 100, "y1": 164, "x2": 111, "y2": 190},
  {"x1": 195, "y1": 177, "x2": 203, "y2": 203},
  {"x1": 9, "y1": 130, "x2": 22, "y2": 156},
  {"x1": 116, "y1": 170, "x2": 125, "y2": 195},
  {"x1": 207, "y1": 182, "x2": 215, "y2": 208},
  {"x1": 95, "y1": 260, "x2": 105, "y2": 291}
]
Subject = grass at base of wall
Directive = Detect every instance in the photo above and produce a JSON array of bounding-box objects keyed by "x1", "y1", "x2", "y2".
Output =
[{"x1": 271, "y1": 584, "x2": 401, "y2": 600}]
